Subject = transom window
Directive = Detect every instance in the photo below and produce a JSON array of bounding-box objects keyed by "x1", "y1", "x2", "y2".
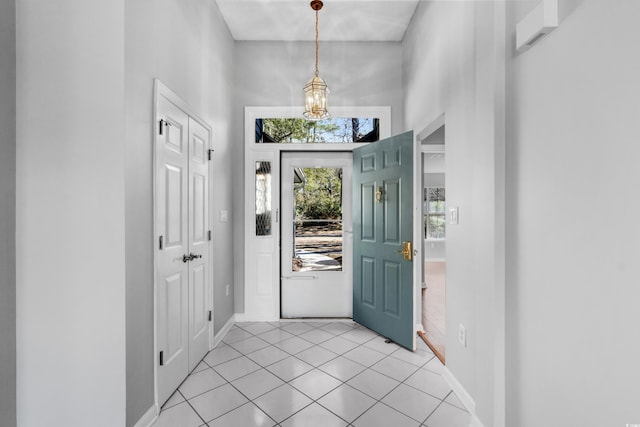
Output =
[{"x1": 255, "y1": 118, "x2": 379, "y2": 143}]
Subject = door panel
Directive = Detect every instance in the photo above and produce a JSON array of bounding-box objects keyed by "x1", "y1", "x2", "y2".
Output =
[
  {"x1": 162, "y1": 273, "x2": 185, "y2": 361},
  {"x1": 384, "y1": 179, "x2": 401, "y2": 243},
  {"x1": 165, "y1": 165, "x2": 184, "y2": 246},
  {"x1": 353, "y1": 131, "x2": 415, "y2": 350},
  {"x1": 156, "y1": 96, "x2": 189, "y2": 405},
  {"x1": 188, "y1": 117, "x2": 210, "y2": 371},
  {"x1": 361, "y1": 183, "x2": 375, "y2": 241}
]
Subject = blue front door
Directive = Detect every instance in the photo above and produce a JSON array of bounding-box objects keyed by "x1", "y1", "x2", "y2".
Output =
[{"x1": 353, "y1": 131, "x2": 415, "y2": 350}]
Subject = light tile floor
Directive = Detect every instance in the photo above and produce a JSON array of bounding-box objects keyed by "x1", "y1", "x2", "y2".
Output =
[{"x1": 152, "y1": 321, "x2": 470, "y2": 427}]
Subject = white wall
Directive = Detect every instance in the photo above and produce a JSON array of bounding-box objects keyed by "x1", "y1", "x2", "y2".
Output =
[
  {"x1": 0, "y1": 0, "x2": 16, "y2": 425},
  {"x1": 233, "y1": 41, "x2": 404, "y2": 313},
  {"x1": 125, "y1": 0, "x2": 235, "y2": 424},
  {"x1": 506, "y1": 0, "x2": 640, "y2": 425},
  {"x1": 16, "y1": 1, "x2": 126, "y2": 426},
  {"x1": 403, "y1": 2, "x2": 505, "y2": 425}
]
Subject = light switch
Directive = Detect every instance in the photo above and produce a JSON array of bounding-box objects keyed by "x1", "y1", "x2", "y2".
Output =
[
  {"x1": 449, "y1": 207, "x2": 459, "y2": 225},
  {"x1": 220, "y1": 210, "x2": 229, "y2": 222}
]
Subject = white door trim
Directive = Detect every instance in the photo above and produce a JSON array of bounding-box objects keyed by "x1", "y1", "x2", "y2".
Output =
[{"x1": 242, "y1": 106, "x2": 391, "y2": 321}]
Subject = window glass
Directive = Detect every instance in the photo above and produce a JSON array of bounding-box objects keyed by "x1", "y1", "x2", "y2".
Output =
[
  {"x1": 291, "y1": 167, "x2": 343, "y2": 272},
  {"x1": 256, "y1": 161, "x2": 272, "y2": 236},
  {"x1": 256, "y1": 118, "x2": 379, "y2": 143},
  {"x1": 424, "y1": 187, "x2": 445, "y2": 240}
]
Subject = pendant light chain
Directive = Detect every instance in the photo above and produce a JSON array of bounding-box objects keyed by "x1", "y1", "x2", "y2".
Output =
[{"x1": 315, "y1": 9, "x2": 319, "y2": 76}]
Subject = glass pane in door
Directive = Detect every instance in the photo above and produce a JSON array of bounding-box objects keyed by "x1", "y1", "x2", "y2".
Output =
[
  {"x1": 291, "y1": 167, "x2": 343, "y2": 272},
  {"x1": 255, "y1": 161, "x2": 272, "y2": 236}
]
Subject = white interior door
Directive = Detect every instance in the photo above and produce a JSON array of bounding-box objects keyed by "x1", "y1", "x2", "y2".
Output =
[
  {"x1": 155, "y1": 85, "x2": 212, "y2": 406},
  {"x1": 156, "y1": 96, "x2": 190, "y2": 405},
  {"x1": 281, "y1": 152, "x2": 353, "y2": 318},
  {"x1": 187, "y1": 117, "x2": 211, "y2": 371}
]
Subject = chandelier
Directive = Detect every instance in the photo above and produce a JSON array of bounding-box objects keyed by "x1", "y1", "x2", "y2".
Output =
[{"x1": 303, "y1": 0, "x2": 330, "y2": 121}]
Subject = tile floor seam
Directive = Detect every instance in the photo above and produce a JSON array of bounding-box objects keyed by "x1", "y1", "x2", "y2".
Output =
[
  {"x1": 191, "y1": 363, "x2": 279, "y2": 426},
  {"x1": 222, "y1": 379, "x2": 280, "y2": 425},
  {"x1": 179, "y1": 389, "x2": 209, "y2": 426},
  {"x1": 420, "y1": 397, "x2": 448, "y2": 425},
  {"x1": 341, "y1": 365, "x2": 433, "y2": 425},
  {"x1": 280, "y1": 399, "x2": 350, "y2": 426},
  {"x1": 400, "y1": 373, "x2": 452, "y2": 402}
]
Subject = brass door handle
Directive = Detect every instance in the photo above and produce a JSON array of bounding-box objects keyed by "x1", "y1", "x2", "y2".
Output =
[{"x1": 396, "y1": 241, "x2": 413, "y2": 261}]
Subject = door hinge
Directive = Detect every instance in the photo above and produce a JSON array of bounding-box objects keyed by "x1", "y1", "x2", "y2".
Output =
[
  {"x1": 208, "y1": 230, "x2": 212, "y2": 241},
  {"x1": 159, "y1": 119, "x2": 173, "y2": 135},
  {"x1": 208, "y1": 311, "x2": 212, "y2": 322},
  {"x1": 208, "y1": 149, "x2": 214, "y2": 161},
  {"x1": 159, "y1": 235, "x2": 164, "y2": 250},
  {"x1": 159, "y1": 351, "x2": 164, "y2": 366}
]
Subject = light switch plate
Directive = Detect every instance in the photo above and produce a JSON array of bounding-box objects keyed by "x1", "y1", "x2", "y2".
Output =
[
  {"x1": 458, "y1": 324, "x2": 467, "y2": 347},
  {"x1": 220, "y1": 210, "x2": 229, "y2": 222},
  {"x1": 449, "y1": 207, "x2": 459, "y2": 225}
]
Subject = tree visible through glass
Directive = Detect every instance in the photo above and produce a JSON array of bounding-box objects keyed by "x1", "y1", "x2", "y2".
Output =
[
  {"x1": 291, "y1": 167, "x2": 343, "y2": 272},
  {"x1": 256, "y1": 118, "x2": 379, "y2": 143}
]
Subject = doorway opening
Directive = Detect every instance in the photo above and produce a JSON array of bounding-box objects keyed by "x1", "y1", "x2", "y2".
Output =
[
  {"x1": 418, "y1": 125, "x2": 446, "y2": 363},
  {"x1": 280, "y1": 152, "x2": 353, "y2": 318}
]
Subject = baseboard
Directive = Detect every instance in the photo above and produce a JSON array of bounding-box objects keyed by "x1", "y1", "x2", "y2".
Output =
[
  {"x1": 233, "y1": 312, "x2": 248, "y2": 322},
  {"x1": 133, "y1": 403, "x2": 158, "y2": 427},
  {"x1": 469, "y1": 414, "x2": 485, "y2": 427},
  {"x1": 234, "y1": 312, "x2": 279, "y2": 322},
  {"x1": 211, "y1": 315, "x2": 235, "y2": 349},
  {"x1": 442, "y1": 367, "x2": 485, "y2": 427}
]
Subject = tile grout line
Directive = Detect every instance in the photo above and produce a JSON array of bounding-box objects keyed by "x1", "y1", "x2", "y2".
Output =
[
  {"x1": 241, "y1": 321, "x2": 436, "y2": 425},
  {"x1": 159, "y1": 321, "x2": 455, "y2": 427}
]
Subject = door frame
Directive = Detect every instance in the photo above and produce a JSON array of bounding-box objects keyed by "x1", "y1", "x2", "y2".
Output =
[
  {"x1": 418, "y1": 133, "x2": 446, "y2": 362},
  {"x1": 241, "y1": 106, "x2": 391, "y2": 321},
  {"x1": 280, "y1": 151, "x2": 353, "y2": 318},
  {"x1": 413, "y1": 114, "x2": 446, "y2": 343},
  {"x1": 152, "y1": 80, "x2": 215, "y2": 409}
]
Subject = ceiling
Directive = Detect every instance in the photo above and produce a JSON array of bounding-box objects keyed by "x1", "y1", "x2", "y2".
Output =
[{"x1": 216, "y1": 0, "x2": 420, "y2": 42}]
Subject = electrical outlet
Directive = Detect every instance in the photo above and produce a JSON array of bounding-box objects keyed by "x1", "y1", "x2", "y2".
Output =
[
  {"x1": 225, "y1": 284, "x2": 230, "y2": 296},
  {"x1": 458, "y1": 324, "x2": 467, "y2": 347}
]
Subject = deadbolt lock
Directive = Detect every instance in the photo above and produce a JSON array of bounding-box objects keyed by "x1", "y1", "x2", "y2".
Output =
[
  {"x1": 375, "y1": 187, "x2": 384, "y2": 203},
  {"x1": 396, "y1": 241, "x2": 413, "y2": 261}
]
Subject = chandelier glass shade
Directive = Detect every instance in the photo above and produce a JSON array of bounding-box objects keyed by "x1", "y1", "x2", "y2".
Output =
[{"x1": 303, "y1": 0, "x2": 330, "y2": 121}]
